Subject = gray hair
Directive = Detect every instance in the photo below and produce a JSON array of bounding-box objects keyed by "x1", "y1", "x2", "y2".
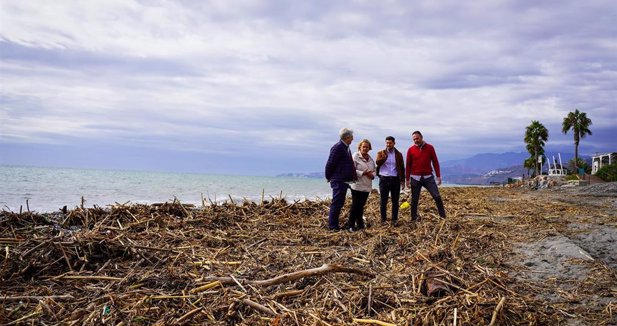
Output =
[{"x1": 339, "y1": 128, "x2": 354, "y2": 140}]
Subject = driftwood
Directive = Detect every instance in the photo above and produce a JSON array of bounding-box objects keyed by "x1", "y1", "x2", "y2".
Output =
[
  {"x1": 489, "y1": 296, "x2": 507, "y2": 326},
  {"x1": 174, "y1": 307, "x2": 202, "y2": 324},
  {"x1": 1, "y1": 187, "x2": 616, "y2": 325},
  {"x1": 238, "y1": 298, "x2": 278, "y2": 316},
  {"x1": 202, "y1": 263, "x2": 374, "y2": 287}
]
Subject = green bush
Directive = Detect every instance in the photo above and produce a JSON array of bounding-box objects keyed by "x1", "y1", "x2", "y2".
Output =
[
  {"x1": 567, "y1": 158, "x2": 591, "y2": 174},
  {"x1": 595, "y1": 163, "x2": 617, "y2": 182}
]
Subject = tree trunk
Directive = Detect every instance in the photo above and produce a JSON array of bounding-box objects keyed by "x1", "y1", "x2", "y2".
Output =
[
  {"x1": 534, "y1": 148, "x2": 539, "y2": 176},
  {"x1": 574, "y1": 140, "x2": 579, "y2": 170}
]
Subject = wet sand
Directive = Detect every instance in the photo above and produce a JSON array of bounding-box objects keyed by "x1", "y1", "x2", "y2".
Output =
[{"x1": 507, "y1": 184, "x2": 617, "y2": 325}]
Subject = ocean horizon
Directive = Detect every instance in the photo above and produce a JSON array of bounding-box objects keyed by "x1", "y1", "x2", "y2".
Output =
[{"x1": 1, "y1": 165, "x2": 472, "y2": 213}]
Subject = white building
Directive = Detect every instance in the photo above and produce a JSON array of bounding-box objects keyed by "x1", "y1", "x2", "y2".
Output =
[{"x1": 592, "y1": 152, "x2": 616, "y2": 174}]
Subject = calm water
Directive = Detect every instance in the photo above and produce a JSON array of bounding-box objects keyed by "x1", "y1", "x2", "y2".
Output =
[
  {"x1": 1, "y1": 165, "x2": 469, "y2": 213},
  {"x1": 0, "y1": 165, "x2": 334, "y2": 213}
]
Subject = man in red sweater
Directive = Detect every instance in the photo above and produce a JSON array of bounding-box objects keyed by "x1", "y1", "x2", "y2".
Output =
[{"x1": 405, "y1": 131, "x2": 446, "y2": 220}]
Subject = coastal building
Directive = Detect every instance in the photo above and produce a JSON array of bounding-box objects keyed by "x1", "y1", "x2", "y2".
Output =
[{"x1": 592, "y1": 152, "x2": 617, "y2": 174}]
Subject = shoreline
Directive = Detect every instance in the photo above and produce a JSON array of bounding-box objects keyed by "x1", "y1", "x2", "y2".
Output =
[{"x1": 3, "y1": 183, "x2": 493, "y2": 216}]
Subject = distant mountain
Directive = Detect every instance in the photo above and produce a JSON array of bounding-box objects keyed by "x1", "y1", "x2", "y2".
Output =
[
  {"x1": 441, "y1": 151, "x2": 587, "y2": 185},
  {"x1": 442, "y1": 151, "x2": 580, "y2": 172},
  {"x1": 278, "y1": 151, "x2": 587, "y2": 185},
  {"x1": 441, "y1": 152, "x2": 529, "y2": 175},
  {"x1": 444, "y1": 165, "x2": 527, "y2": 185}
]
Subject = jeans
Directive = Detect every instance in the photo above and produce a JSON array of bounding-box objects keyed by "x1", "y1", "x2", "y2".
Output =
[
  {"x1": 410, "y1": 176, "x2": 446, "y2": 219},
  {"x1": 349, "y1": 189, "x2": 369, "y2": 229},
  {"x1": 379, "y1": 176, "x2": 401, "y2": 222},
  {"x1": 328, "y1": 181, "x2": 349, "y2": 229}
]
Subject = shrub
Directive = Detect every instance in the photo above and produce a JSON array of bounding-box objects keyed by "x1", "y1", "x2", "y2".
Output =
[
  {"x1": 567, "y1": 158, "x2": 591, "y2": 174},
  {"x1": 595, "y1": 163, "x2": 617, "y2": 182}
]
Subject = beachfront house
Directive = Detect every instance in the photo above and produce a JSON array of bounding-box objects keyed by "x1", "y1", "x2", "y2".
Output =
[{"x1": 592, "y1": 152, "x2": 617, "y2": 174}]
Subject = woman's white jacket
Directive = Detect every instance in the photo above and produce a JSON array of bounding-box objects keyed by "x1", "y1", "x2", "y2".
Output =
[{"x1": 350, "y1": 151, "x2": 375, "y2": 193}]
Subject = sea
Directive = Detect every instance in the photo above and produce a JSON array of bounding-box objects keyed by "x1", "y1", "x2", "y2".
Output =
[
  {"x1": 1, "y1": 165, "x2": 335, "y2": 213},
  {"x1": 1, "y1": 165, "x2": 468, "y2": 214}
]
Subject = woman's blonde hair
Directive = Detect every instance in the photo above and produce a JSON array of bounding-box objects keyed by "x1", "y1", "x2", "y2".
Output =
[{"x1": 357, "y1": 139, "x2": 372, "y2": 150}]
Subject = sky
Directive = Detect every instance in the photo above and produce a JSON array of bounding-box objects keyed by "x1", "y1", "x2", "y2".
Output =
[{"x1": 1, "y1": 0, "x2": 616, "y2": 176}]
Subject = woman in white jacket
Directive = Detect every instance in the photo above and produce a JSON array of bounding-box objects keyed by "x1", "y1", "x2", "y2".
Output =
[{"x1": 348, "y1": 139, "x2": 376, "y2": 230}]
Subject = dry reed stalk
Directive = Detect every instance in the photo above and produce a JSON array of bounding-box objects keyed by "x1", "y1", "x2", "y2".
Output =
[
  {"x1": 489, "y1": 296, "x2": 506, "y2": 326},
  {"x1": 190, "y1": 280, "x2": 221, "y2": 293},
  {"x1": 352, "y1": 318, "x2": 397, "y2": 326},
  {"x1": 1, "y1": 187, "x2": 615, "y2": 325},
  {"x1": 55, "y1": 275, "x2": 122, "y2": 281},
  {"x1": 174, "y1": 307, "x2": 202, "y2": 324}
]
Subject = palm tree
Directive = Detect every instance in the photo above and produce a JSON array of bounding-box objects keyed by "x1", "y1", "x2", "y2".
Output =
[
  {"x1": 524, "y1": 157, "x2": 538, "y2": 177},
  {"x1": 524, "y1": 120, "x2": 549, "y2": 176},
  {"x1": 562, "y1": 109, "x2": 592, "y2": 171}
]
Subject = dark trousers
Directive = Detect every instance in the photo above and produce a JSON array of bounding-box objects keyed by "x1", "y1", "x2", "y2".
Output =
[
  {"x1": 410, "y1": 176, "x2": 446, "y2": 219},
  {"x1": 379, "y1": 176, "x2": 401, "y2": 222},
  {"x1": 328, "y1": 181, "x2": 349, "y2": 230},
  {"x1": 349, "y1": 189, "x2": 369, "y2": 230}
]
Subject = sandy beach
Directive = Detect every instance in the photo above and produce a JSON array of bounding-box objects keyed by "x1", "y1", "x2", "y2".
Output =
[{"x1": 1, "y1": 184, "x2": 616, "y2": 325}]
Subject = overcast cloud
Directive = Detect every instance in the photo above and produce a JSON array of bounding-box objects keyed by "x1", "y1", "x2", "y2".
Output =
[{"x1": 1, "y1": 0, "x2": 616, "y2": 175}]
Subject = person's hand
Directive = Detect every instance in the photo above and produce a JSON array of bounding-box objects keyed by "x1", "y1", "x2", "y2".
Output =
[
  {"x1": 437, "y1": 176, "x2": 442, "y2": 185},
  {"x1": 405, "y1": 180, "x2": 410, "y2": 189}
]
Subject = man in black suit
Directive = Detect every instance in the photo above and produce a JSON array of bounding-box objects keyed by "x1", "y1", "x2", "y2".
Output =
[{"x1": 325, "y1": 128, "x2": 356, "y2": 231}]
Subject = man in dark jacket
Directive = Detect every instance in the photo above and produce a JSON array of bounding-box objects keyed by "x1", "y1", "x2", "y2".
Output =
[
  {"x1": 375, "y1": 136, "x2": 405, "y2": 225},
  {"x1": 325, "y1": 128, "x2": 355, "y2": 231}
]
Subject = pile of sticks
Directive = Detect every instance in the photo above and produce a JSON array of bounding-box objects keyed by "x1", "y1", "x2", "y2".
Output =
[{"x1": 1, "y1": 187, "x2": 615, "y2": 325}]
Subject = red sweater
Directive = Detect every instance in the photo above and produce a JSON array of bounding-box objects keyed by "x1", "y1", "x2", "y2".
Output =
[{"x1": 405, "y1": 143, "x2": 441, "y2": 180}]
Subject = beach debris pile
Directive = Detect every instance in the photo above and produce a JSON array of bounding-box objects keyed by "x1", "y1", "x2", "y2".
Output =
[
  {"x1": 525, "y1": 175, "x2": 565, "y2": 189},
  {"x1": 1, "y1": 187, "x2": 615, "y2": 325}
]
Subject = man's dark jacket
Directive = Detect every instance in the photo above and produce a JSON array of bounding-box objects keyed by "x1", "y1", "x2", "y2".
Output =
[
  {"x1": 375, "y1": 148, "x2": 405, "y2": 186},
  {"x1": 325, "y1": 140, "x2": 355, "y2": 182}
]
